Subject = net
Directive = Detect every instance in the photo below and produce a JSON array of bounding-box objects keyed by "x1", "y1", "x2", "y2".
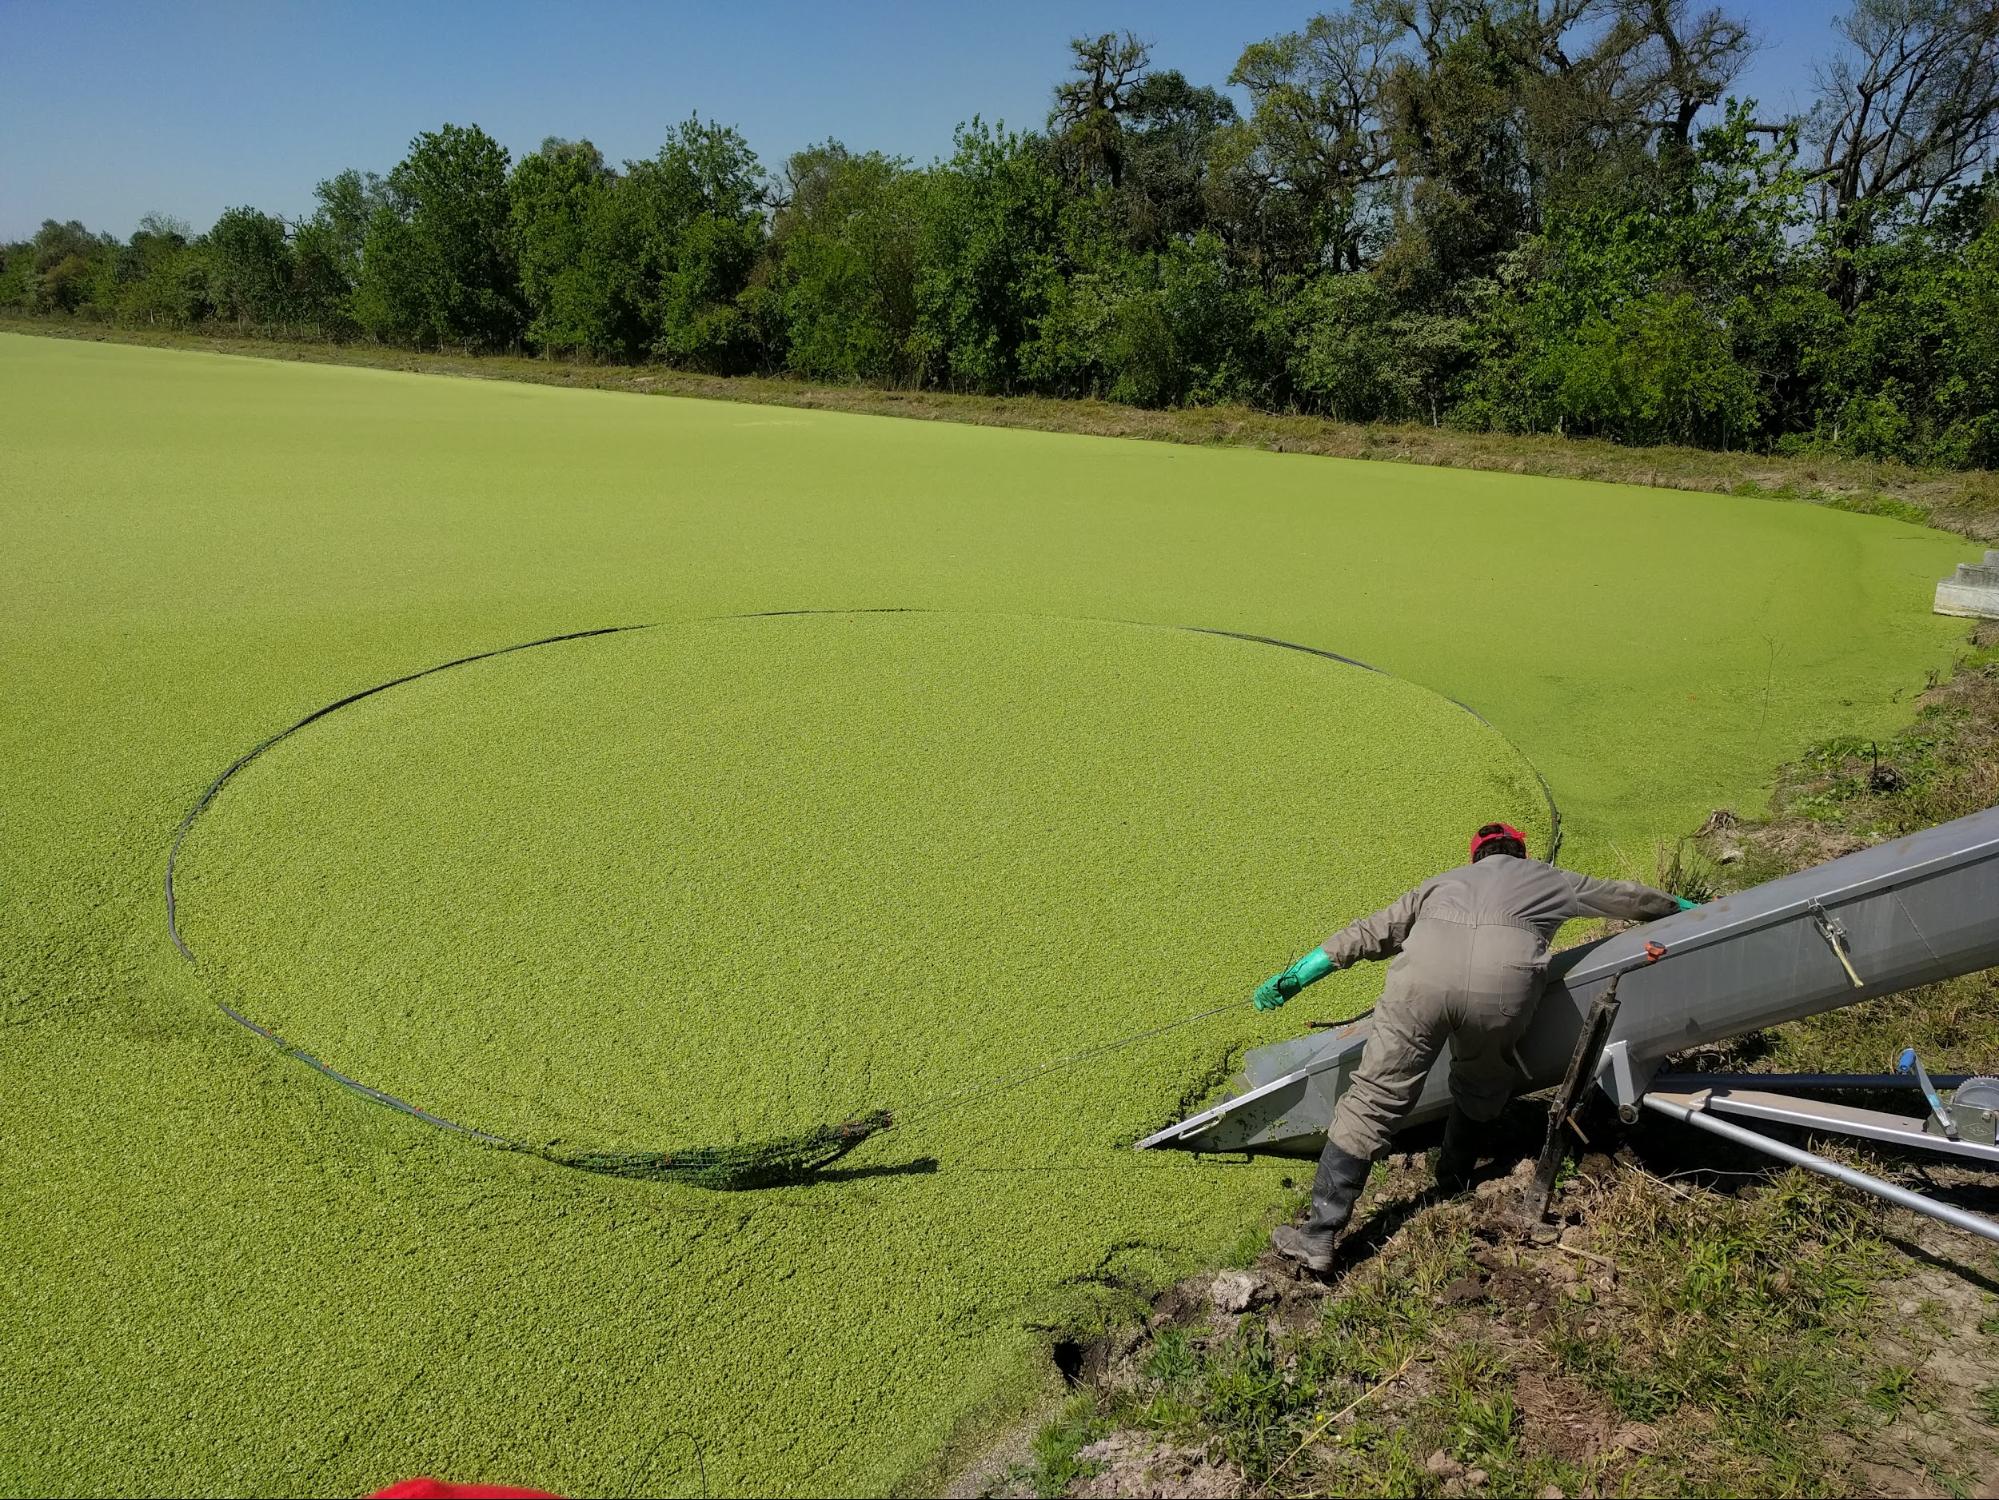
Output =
[{"x1": 527, "y1": 1111, "x2": 896, "y2": 1189}]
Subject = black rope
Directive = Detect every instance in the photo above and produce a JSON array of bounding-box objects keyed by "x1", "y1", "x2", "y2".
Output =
[
  {"x1": 216, "y1": 999, "x2": 511, "y2": 1144},
  {"x1": 1182, "y1": 624, "x2": 1563, "y2": 865},
  {"x1": 165, "y1": 624, "x2": 655, "y2": 960},
  {"x1": 164, "y1": 608, "x2": 1566, "y2": 1184},
  {"x1": 896, "y1": 1002, "x2": 1241, "y2": 1126}
]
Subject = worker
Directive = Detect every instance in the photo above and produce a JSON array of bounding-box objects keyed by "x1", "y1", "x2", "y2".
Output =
[{"x1": 1253, "y1": 822, "x2": 1694, "y2": 1272}]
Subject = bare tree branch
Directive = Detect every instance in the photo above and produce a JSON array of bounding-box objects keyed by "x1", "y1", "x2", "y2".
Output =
[{"x1": 1808, "y1": 0, "x2": 1999, "y2": 229}]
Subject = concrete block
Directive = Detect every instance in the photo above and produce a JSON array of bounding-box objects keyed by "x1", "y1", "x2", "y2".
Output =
[{"x1": 1935, "y1": 575, "x2": 1999, "y2": 618}]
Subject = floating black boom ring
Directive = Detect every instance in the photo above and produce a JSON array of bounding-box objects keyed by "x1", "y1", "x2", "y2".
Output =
[{"x1": 163, "y1": 608, "x2": 1563, "y2": 1182}]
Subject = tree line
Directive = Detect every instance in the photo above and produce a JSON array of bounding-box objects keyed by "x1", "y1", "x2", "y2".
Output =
[{"x1": 6, "y1": 0, "x2": 1997, "y2": 468}]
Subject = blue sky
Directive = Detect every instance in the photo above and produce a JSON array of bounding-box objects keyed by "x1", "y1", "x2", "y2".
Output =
[{"x1": 1, "y1": 0, "x2": 1837, "y2": 242}]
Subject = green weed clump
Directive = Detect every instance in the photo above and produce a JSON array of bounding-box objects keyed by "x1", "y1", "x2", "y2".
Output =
[
  {"x1": 0, "y1": 333, "x2": 1972, "y2": 1497},
  {"x1": 537, "y1": 1110, "x2": 895, "y2": 1188},
  {"x1": 1026, "y1": 1395, "x2": 1111, "y2": 1497}
]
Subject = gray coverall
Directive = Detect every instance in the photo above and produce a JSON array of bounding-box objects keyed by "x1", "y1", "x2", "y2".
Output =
[{"x1": 1320, "y1": 855, "x2": 1679, "y2": 1159}]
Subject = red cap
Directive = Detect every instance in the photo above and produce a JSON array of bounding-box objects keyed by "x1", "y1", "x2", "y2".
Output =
[{"x1": 1469, "y1": 823, "x2": 1529, "y2": 861}]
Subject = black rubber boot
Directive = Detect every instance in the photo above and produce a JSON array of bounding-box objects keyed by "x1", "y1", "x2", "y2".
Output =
[
  {"x1": 1434, "y1": 1104, "x2": 1480, "y2": 1197},
  {"x1": 1270, "y1": 1140, "x2": 1372, "y2": 1273}
]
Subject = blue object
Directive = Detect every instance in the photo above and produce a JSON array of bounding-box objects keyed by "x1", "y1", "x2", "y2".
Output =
[{"x1": 1674, "y1": 896, "x2": 1701, "y2": 911}]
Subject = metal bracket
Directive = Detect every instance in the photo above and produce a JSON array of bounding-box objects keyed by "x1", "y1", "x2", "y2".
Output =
[
  {"x1": 1809, "y1": 899, "x2": 1866, "y2": 989},
  {"x1": 1693, "y1": 1086, "x2": 1999, "y2": 1164},
  {"x1": 1653, "y1": 1071, "x2": 1972, "y2": 1092},
  {"x1": 1595, "y1": 1039, "x2": 1656, "y2": 1123}
]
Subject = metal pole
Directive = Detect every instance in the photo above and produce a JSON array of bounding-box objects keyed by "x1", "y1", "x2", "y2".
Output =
[
  {"x1": 1530, "y1": 975, "x2": 1622, "y2": 1220},
  {"x1": 1651, "y1": 1073, "x2": 1972, "y2": 1092},
  {"x1": 1642, "y1": 1093, "x2": 1999, "y2": 1245}
]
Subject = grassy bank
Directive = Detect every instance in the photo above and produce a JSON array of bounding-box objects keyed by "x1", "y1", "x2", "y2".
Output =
[{"x1": 7, "y1": 314, "x2": 1997, "y2": 543}]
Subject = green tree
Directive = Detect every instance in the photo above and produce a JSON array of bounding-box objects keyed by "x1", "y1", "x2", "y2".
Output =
[
  {"x1": 286, "y1": 170, "x2": 385, "y2": 337},
  {"x1": 0, "y1": 241, "x2": 30, "y2": 310},
  {"x1": 1548, "y1": 290, "x2": 1761, "y2": 447},
  {"x1": 1123, "y1": 231, "x2": 1265, "y2": 406},
  {"x1": 1936, "y1": 183, "x2": 1999, "y2": 464},
  {"x1": 1458, "y1": 106, "x2": 1797, "y2": 447},
  {"x1": 1286, "y1": 272, "x2": 1408, "y2": 421},
  {"x1": 1218, "y1": 1, "x2": 1748, "y2": 286},
  {"x1": 355, "y1": 123, "x2": 523, "y2": 349},
  {"x1": 114, "y1": 214, "x2": 206, "y2": 326},
  {"x1": 620, "y1": 117, "x2": 767, "y2": 371},
  {"x1": 1784, "y1": 176, "x2": 1999, "y2": 464},
  {"x1": 915, "y1": 120, "x2": 1066, "y2": 391},
  {"x1": 1022, "y1": 220, "x2": 1273, "y2": 409},
  {"x1": 1229, "y1": 7, "x2": 1398, "y2": 273},
  {"x1": 771, "y1": 144, "x2": 925, "y2": 383},
  {"x1": 203, "y1": 206, "x2": 294, "y2": 326},
  {"x1": 509, "y1": 138, "x2": 615, "y2": 356},
  {"x1": 22, "y1": 220, "x2": 118, "y2": 315},
  {"x1": 1049, "y1": 31, "x2": 1152, "y2": 192},
  {"x1": 1116, "y1": 71, "x2": 1238, "y2": 250},
  {"x1": 310, "y1": 171, "x2": 383, "y2": 283}
]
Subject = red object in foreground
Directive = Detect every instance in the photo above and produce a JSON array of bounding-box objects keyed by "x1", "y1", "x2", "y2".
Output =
[
  {"x1": 370, "y1": 1481, "x2": 561, "y2": 1499},
  {"x1": 1468, "y1": 822, "x2": 1530, "y2": 862}
]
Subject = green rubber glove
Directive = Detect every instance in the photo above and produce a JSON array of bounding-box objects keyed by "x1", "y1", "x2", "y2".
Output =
[
  {"x1": 1252, "y1": 948, "x2": 1337, "y2": 1010},
  {"x1": 1673, "y1": 896, "x2": 1700, "y2": 911}
]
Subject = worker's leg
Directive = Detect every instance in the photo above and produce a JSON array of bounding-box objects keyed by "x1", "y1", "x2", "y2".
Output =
[
  {"x1": 1269, "y1": 1141, "x2": 1371, "y2": 1273},
  {"x1": 1299, "y1": 1137, "x2": 1372, "y2": 1236},
  {"x1": 1440, "y1": 927, "x2": 1546, "y2": 1179},
  {"x1": 1272, "y1": 953, "x2": 1453, "y2": 1271},
  {"x1": 1433, "y1": 1103, "x2": 1480, "y2": 1195},
  {"x1": 1329, "y1": 954, "x2": 1455, "y2": 1159}
]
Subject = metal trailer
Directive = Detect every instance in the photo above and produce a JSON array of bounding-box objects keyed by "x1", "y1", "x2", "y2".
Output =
[{"x1": 1136, "y1": 803, "x2": 1999, "y2": 1241}]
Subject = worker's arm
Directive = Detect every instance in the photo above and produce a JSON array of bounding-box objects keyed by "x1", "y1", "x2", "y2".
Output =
[
  {"x1": 1253, "y1": 885, "x2": 1433, "y2": 1011},
  {"x1": 1559, "y1": 871, "x2": 1692, "y2": 921},
  {"x1": 1321, "y1": 885, "x2": 1427, "y2": 967},
  {"x1": 1256, "y1": 887, "x2": 1424, "y2": 1008}
]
